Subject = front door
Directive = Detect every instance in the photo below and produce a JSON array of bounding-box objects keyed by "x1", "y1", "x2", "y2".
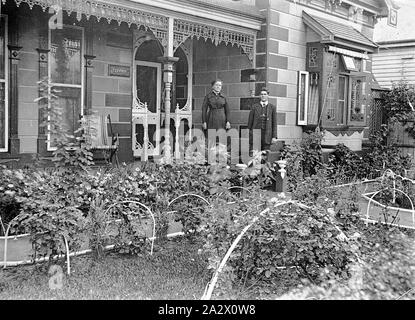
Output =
[{"x1": 132, "y1": 61, "x2": 161, "y2": 158}]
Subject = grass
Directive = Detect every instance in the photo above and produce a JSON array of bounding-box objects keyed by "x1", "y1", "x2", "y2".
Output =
[
  {"x1": 0, "y1": 235, "x2": 302, "y2": 300},
  {"x1": 0, "y1": 238, "x2": 211, "y2": 300}
]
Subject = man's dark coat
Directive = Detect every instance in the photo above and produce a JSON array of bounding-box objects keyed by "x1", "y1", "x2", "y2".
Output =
[{"x1": 247, "y1": 102, "x2": 278, "y2": 145}]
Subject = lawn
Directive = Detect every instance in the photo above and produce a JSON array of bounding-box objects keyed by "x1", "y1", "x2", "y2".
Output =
[
  {"x1": 0, "y1": 238, "x2": 213, "y2": 300},
  {"x1": 0, "y1": 237, "x2": 304, "y2": 300}
]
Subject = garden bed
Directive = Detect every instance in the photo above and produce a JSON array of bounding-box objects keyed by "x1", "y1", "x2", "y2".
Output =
[
  {"x1": 0, "y1": 218, "x2": 183, "y2": 267},
  {"x1": 360, "y1": 192, "x2": 415, "y2": 229}
]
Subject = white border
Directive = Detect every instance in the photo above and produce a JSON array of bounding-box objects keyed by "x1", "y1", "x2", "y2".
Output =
[{"x1": 297, "y1": 71, "x2": 309, "y2": 126}]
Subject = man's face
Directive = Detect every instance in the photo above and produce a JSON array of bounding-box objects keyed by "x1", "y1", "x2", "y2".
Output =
[{"x1": 260, "y1": 91, "x2": 269, "y2": 102}]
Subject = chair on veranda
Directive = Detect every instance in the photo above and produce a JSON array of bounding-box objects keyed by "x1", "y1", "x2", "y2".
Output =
[{"x1": 84, "y1": 114, "x2": 119, "y2": 166}]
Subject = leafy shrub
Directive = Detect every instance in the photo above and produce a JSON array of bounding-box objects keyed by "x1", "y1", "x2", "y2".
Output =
[
  {"x1": 10, "y1": 169, "x2": 88, "y2": 259},
  {"x1": 364, "y1": 125, "x2": 412, "y2": 177},
  {"x1": 3, "y1": 149, "x2": 260, "y2": 260},
  {"x1": 86, "y1": 195, "x2": 112, "y2": 259},
  {"x1": 381, "y1": 80, "x2": 415, "y2": 124},
  {"x1": 281, "y1": 131, "x2": 324, "y2": 191},
  {"x1": 0, "y1": 166, "x2": 27, "y2": 233},
  {"x1": 200, "y1": 184, "x2": 358, "y2": 298},
  {"x1": 291, "y1": 169, "x2": 334, "y2": 206},
  {"x1": 239, "y1": 150, "x2": 279, "y2": 188},
  {"x1": 278, "y1": 224, "x2": 415, "y2": 300},
  {"x1": 327, "y1": 144, "x2": 370, "y2": 180},
  {"x1": 36, "y1": 78, "x2": 94, "y2": 171}
]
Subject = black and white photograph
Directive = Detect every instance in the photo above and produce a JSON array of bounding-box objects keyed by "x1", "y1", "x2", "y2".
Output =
[{"x1": 0, "y1": 0, "x2": 415, "y2": 306}]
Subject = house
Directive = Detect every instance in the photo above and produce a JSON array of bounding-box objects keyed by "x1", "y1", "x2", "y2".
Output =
[
  {"x1": 373, "y1": 39, "x2": 415, "y2": 89},
  {"x1": 372, "y1": 0, "x2": 415, "y2": 88},
  {"x1": 0, "y1": 0, "x2": 395, "y2": 166},
  {"x1": 371, "y1": 0, "x2": 415, "y2": 158}
]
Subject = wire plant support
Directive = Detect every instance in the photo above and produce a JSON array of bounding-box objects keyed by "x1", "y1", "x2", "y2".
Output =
[
  {"x1": 103, "y1": 200, "x2": 156, "y2": 255},
  {"x1": 363, "y1": 169, "x2": 415, "y2": 229}
]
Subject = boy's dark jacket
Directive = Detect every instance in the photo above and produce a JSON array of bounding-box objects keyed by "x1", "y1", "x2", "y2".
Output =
[{"x1": 247, "y1": 102, "x2": 278, "y2": 144}]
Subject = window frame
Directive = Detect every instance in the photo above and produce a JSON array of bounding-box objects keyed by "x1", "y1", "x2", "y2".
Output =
[
  {"x1": 347, "y1": 73, "x2": 368, "y2": 126},
  {"x1": 47, "y1": 24, "x2": 84, "y2": 151},
  {"x1": 322, "y1": 55, "x2": 367, "y2": 128},
  {"x1": 341, "y1": 55, "x2": 358, "y2": 72},
  {"x1": 337, "y1": 74, "x2": 349, "y2": 126},
  {"x1": 0, "y1": 14, "x2": 8, "y2": 152},
  {"x1": 297, "y1": 70, "x2": 309, "y2": 126}
]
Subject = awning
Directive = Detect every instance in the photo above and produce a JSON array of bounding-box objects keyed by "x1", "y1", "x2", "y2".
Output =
[
  {"x1": 303, "y1": 11, "x2": 378, "y2": 52},
  {"x1": 328, "y1": 45, "x2": 370, "y2": 60}
]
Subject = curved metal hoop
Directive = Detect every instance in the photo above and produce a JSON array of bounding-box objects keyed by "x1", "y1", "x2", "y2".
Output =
[
  {"x1": 103, "y1": 200, "x2": 156, "y2": 255},
  {"x1": 365, "y1": 188, "x2": 415, "y2": 228},
  {"x1": 168, "y1": 194, "x2": 210, "y2": 207},
  {"x1": 2, "y1": 211, "x2": 27, "y2": 269},
  {"x1": 62, "y1": 235, "x2": 71, "y2": 275}
]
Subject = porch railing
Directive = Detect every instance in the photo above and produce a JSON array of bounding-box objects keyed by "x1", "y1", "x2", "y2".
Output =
[{"x1": 132, "y1": 99, "x2": 192, "y2": 161}]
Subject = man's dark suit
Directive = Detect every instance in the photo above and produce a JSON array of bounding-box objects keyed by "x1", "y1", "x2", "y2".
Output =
[{"x1": 247, "y1": 102, "x2": 278, "y2": 151}]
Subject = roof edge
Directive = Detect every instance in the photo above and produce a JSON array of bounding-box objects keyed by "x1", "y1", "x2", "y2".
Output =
[
  {"x1": 303, "y1": 11, "x2": 377, "y2": 51},
  {"x1": 302, "y1": 11, "x2": 334, "y2": 40}
]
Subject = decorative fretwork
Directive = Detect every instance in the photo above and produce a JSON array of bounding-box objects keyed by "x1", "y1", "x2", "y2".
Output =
[
  {"x1": 326, "y1": 53, "x2": 338, "y2": 69},
  {"x1": 308, "y1": 47, "x2": 318, "y2": 68},
  {"x1": 348, "y1": 5, "x2": 363, "y2": 22},
  {"x1": 132, "y1": 98, "x2": 159, "y2": 160},
  {"x1": 148, "y1": 27, "x2": 168, "y2": 51},
  {"x1": 133, "y1": 28, "x2": 167, "y2": 57},
  {"x1": 11, "y1": 0, "x2": 168, "y2": 29},
  {"x1": 7, "y1": 0, "x2": 256, "y2": 61},
  {"x1": 350, "y1": 77, "x2": 365, "y2": 122},
  {"x1": 325, "y1": 0, "x2": 343, "y2": 10},
  {"x1": 173, "y1": 19, "x2": 255, "y2": 62}
]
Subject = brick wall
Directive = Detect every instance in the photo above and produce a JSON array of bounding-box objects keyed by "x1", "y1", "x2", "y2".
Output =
[
  {"x1": 255, "y1": 0, "x2": 380, "y2": 144},
  {"x1": 192, "y1": 38, "x2": 255, "y2": 133},
  {"x1": 91, "y1": 21, "x2": 134, "y2": 162},
  {"x1": 256, "y1": 0, "x2": 305, "y2": 143}
]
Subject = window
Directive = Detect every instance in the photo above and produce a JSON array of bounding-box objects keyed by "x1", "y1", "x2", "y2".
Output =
[
  {"x1": 341, "y1": 55, "x2": 358, "y2": 72},
  {"x1": 0, "y1": 15, "x2": 8, "y2": 152},
  {"x1": 297, "y1": 71, "x2": 309, "y2": 125},
  {"x1": 349, "y1": 76, "x2": 366, "y2": 123},
  {"x1": 337, "y1": 75, "x2": 348, "y2": 125},
  {"x1": 325, "y1": 75, "x2": 338, "y2": 123},
  {"x1": 304, "y1": 47, "x2": 368, "y2": 127},
  {"x1": 48, "y1": 25, "x2": 84, "y2": 150},
  {"x1": 308, "y1": 72, "x2": 319, "y2": 125}
]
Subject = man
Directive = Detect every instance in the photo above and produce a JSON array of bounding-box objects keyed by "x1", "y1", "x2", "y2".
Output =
[{"x1": 247, "y1": 87, "x2": 278, "y2": 152}]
